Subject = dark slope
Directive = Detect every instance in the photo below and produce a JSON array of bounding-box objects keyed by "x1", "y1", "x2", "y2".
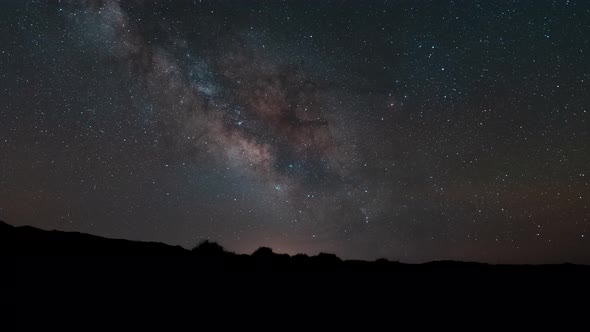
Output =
[{"x1": 0, "y1": 220, "x2": 187, "y2": 256}]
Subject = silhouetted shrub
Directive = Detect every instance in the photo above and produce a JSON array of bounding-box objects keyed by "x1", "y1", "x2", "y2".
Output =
[
  {"x1": 252, "y1": 247, "x2": 274, "y2": 258},
  {"x1": 192, "y1": 240, "x2": 225, "y2": 255}
]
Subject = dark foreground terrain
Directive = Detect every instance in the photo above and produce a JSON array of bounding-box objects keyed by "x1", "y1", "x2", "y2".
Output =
[
  {"x1": 2, "y1": 220, "x2": 587, "y2": 272},
  {"x1": 2, "y1": 219, "x2": 589, "y2": 311}
]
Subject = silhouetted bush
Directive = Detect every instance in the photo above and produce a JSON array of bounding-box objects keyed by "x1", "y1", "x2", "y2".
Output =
[{"x1": 192, "y1": 240, "x2": 225, "y2": 254}]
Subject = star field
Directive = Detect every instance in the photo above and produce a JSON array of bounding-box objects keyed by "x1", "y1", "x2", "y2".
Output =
[{"x1": 0, "y1": 0, "x2": 589, "y2": 263}]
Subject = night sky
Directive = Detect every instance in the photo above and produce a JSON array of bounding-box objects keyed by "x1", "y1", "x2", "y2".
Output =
[{"x1": 1, "y1": 0, "x2": 589, "y2": 263}]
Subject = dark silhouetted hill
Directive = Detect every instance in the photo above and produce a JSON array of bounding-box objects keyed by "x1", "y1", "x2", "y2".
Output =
[
  {"x1": 0, "y1": 219, "x2": 187, "y2": 256},
  {"x1": 1, "y1": 220, "x2": 588, "y2": 274},
  {"x1": 4, "y1": 219, "x2": 590, "y2": 311}
]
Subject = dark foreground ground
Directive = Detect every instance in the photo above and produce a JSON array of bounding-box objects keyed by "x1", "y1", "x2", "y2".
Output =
[
  {"x1": 2, "y1": 219, "x2": 588, "y2": 272},
  {"x1": 1, "y1": 220, "x2": 589, "y2": 315}
]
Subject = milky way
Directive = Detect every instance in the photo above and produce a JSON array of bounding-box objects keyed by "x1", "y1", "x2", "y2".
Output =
[{"x1": 1, "y1": 0, "x2": 589, "y2": 263}]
